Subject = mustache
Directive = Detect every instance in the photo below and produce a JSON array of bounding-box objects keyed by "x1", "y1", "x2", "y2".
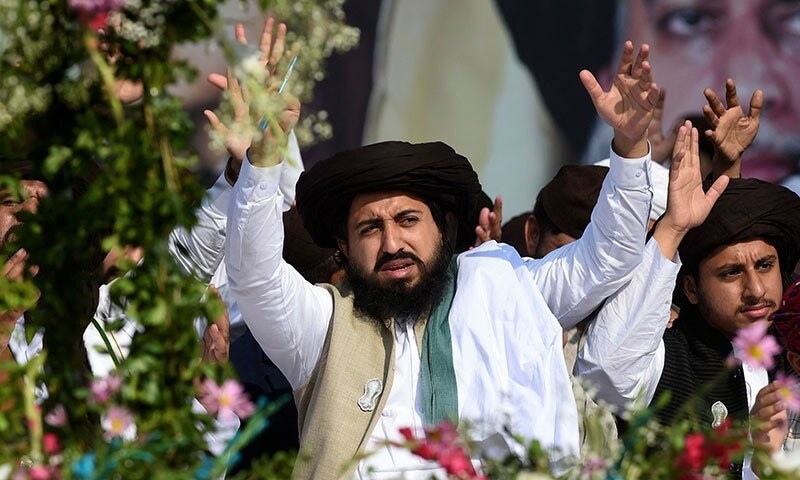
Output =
[
  {"x1": 738, "y1": 299, "x2": 777, "y2": 312},
  {"x1": 374, "y1": 250, "x2": 424, "y2": 272}
]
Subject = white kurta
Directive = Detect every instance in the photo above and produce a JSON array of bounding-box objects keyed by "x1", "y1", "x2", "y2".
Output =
[
  {"x1": 575, "y1": 237, "x2": 767, "y2": 479},
  {"x1": 225, "y1": 144, "x2": 653, "y2": 475}
]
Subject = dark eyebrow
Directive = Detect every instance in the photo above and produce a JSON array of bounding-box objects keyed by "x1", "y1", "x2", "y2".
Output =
[
  {"x1": 354, "y1": 209, "x2": 424, "y2": 230},
  {"x1": 354, "y1": 217, "x2": 384, "y2": 231},
  {"x1": 713, "y1": 254, "x2": 778, "y2": 274},
  {"x1": 756, "y1": 254, "x2": 779, "y2": 264},
  {"x1": 393, "y1": 209, "x2": 424, "y2": 220}
]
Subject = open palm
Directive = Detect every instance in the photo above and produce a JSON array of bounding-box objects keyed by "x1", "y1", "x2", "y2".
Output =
[
  {"x1": 664, "y1": 122, "x2": 728, "y2": 232},
  {"x1": 703, "y1": 79, "x2": 762, "y2": 163},
  {"x1": 580, "y1": 41, "x2": 661, "y2": 144}
]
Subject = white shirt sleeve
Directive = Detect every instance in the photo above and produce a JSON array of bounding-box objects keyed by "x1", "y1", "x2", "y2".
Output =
[
  {"x1": 526, "y1": 145, "x2": 653, "y2": 329},
  {"x1": 168, "y1": 172, "x2": 232, "y2": 282},
  {"x1": 279, "y1": 131, "x2": 304, "y2": 210},
  {"x1": 225, "y1": 155, "x2": 332, "y2": 391},
  {"x1": 168, "y1": 131, "x2": 304, "y2": 282},
  {"x1": 574, "y1": 237, "x2": 681, "y2": 409}
]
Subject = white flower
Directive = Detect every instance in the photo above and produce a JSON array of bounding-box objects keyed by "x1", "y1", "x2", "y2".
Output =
[
  {"x1": 101, "y1": 405, "x2": 137, "y2": 442},
  {"x1": 772, "y1": 449, "x2": 800, "y2": 473}
]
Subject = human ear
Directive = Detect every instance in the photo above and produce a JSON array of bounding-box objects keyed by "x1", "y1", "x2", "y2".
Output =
[
  {"x1": 337, "y1": 239, "x2": 349, "y2": 258},
  {"x1": 682, "y1": 275, "x2": 700, "y2": 305},
  {"x1": 524, "y1": 215, "x2": 540, "y2": 257}
]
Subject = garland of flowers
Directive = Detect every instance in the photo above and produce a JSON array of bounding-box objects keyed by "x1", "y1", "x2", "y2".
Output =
[{"x1": 0, "y1": 1, "x2": 356, "y2": 477}]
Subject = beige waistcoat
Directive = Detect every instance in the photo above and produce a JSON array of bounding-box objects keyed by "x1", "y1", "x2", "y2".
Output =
[{"x1": 292, "y1": 283, "x2": 428, "y2": 479}]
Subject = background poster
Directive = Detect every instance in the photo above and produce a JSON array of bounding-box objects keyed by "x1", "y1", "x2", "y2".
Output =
[{"x1": 181, "y1": 0, "x2": 800, "y2": 217}]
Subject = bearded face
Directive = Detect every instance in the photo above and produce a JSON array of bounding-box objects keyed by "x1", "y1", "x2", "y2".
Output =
[
  {"x1": 338, "y1": 192, "x2": 452, "y2": 323},
  {"x1": 346, "y1": 239, "x2": 451, "y2": 323}
]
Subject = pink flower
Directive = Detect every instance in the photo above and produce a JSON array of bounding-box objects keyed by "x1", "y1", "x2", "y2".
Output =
[
  {"x1": 198, "y1": 379, "x2": 255, "y2": 422},
  {"x1": 101, "y1": 405, "x2": 136, "y2": 441},
  {"x1": 731, "y1": 321, "x2": 782, "y2": 370},
  {"x1": 30, "y1": 467, "x2": 51, "y2": 480},
  {"x1": 90, "y1": 375, "x2": 122, "y2": 404},
  {"x1": 44, "y1": 405, "x2": 67, "y2": 427},
  {"x1": 43, "y1": 433, "x2": 61, "y2": 455},
  {"x1": 774, "y1": 373, "x2": 800, "y2": 412}
]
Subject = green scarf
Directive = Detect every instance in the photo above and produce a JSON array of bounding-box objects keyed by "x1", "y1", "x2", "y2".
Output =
[{"x1": 421, "y1": 256, "x2": 459, "y2": 426}]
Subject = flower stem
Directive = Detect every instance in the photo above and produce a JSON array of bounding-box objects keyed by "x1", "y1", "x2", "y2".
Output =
[{"x1": 84, "y1": 31, "x2": 124, "y2": 127}]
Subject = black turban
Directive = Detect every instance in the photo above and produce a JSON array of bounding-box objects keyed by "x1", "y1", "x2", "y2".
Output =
[
  {"x1": 295, "y1": 141, "x2": 485, "y2": 251},
  {"x1": 536, "y1": 165, "x2": 608, "y2": 239},
  {"x1": 679, "y1": 178, "x2": 800, "y2": 276}
]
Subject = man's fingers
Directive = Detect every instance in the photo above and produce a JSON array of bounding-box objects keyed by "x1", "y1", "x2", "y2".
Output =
[
  {"x1": 477, "y1": 207, "x2": 490, "y2": 231},
  {"x1": 724, "y1": 78, "x2": 740, "y2": 108},
  {"x1": 616, "y1": 41, "x2": 635, "y2": 75},
  {"x1": 207, "y1": 73, "x2": 227, "y2": 91},
  {"x1": 645, "y1": 83, "x2": 660, "y2": 108},
  {"x1": 705, "y1": 175, "x2": 730, "y2": 206},
  {"x1": 235, "y1": 23, "x2": 247, "y2": 44},
  {"x1": 492, "y1": 196, "x2": 503, "y2": 231},
  {"x1": 704, "y1": 88, "x2": 726, "y2": 118},
  {"x1": 749, "y1": 89, "x2": 764, "y2": 122},
  {"x1": 671, "y1": 123, "x2": 689, "y2": 164},
  {"x1": 639, "y1": 59, "x2": 654, "y2": 86},
  {"x1": 2, "y1": 249, "x2": 28, "y2": 279},
  {"x1": 702, "y1": 104, "x2": 719, "y2": 128},
  {"x1": 269, "y1": 23, "x2": 287, "y2": 68},
  {"x1": 630, "y1": 43, "x2": 650, "y2": 79},
  {"x1": 579, "y1": 70, "x2": 605, "y2": 107},
  {"x1": 688, "y1": 127, "x2": 699, "y2": 170},
  {"x1": 203, "y1": 110, "x2": 229, "y2": 138},
  {"x1": 258, "y1": 17, "x2": 275, "y2": 62},
  {"x1": 756, "y1": 401, "x2": 785, "y2": 421},
  {"x1": 474, "y1": 225, "x2": 490, "y2": 244},
  {"x1": 208, "y1": 284, "x2": 230, "y2": 341}
]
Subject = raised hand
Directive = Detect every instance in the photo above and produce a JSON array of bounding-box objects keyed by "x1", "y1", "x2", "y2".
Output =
[
  {"x1": 703, "y1": 79, "x2": 763, "y2": 178},
  {"x1": 580, "y1": 41, "x2": 661, "y2": 158},
  {"x1": 652, "y1": 121, "x2": 729, "y2": 258},
  {"x1": 207, "y1": 17, "x2": 287, "y2": 92},
  {"x1": 473, "y1": 196, "x2": 503, "y2": 247},
  {"x1": 204, "y1": 18, "x2": 299, "y2": 175},
  {"x1": 205, "y1": 68, "x2": 252, "y2": 168}
]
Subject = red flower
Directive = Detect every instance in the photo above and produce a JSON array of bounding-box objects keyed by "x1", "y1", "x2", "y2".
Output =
[
  {"x1": 676, "y1": 433, "x2": 707, "y2": 471},
  {"x1": 395, "y1": 421, "x2": 485, "y2": 479},
  {"x1": 43, "y1": 433, "x2": 61, "y2": 455}
]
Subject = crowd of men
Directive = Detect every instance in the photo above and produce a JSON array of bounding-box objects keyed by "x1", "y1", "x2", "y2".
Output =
[{"x1": 3, "y1": 16, "x2": 800, "y2": 480}]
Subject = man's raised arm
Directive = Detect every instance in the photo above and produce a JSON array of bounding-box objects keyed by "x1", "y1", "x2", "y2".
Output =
[
  {"x1": 576, "y1": 123, "x2": 729, "y2": 407},
  {"x1": 214, "y1": 20, "x2": 331, "y2": 391},
  {"x1": 528, "y1": 41, "x2": 658, "y2": 328},
  {"x1": 168, "y1": 19, "x2": 303, "y2": 282}
]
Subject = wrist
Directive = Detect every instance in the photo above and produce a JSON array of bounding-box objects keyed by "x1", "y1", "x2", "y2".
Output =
[
  {"x1": 246, "y1": 145, "x2": 283, "y2": 168},
  {"x1": 612, "y1": 131, "x2": 649, "y2": 158},
  {"x1": 224, "y1": 158, "x2": 241, "y2": 186},
  {"x1": 652, "y1": 219, "x2": 688, "y2": 260}
]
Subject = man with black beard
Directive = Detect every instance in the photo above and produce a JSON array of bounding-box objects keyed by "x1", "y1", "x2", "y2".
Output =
[
  {"x1": 344, "y1": 217, "x2": 451, "y2": 324},
  {"x1": 223, "y1": 42, "x2": 687, "y2": 478}
]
